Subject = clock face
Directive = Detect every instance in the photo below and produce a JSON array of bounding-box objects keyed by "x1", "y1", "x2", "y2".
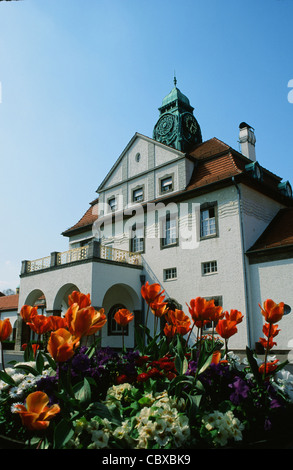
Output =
[
  {"x1": 156, "y1": 114, "x2": 175, "y2": 137},
  {"x1": 182, "y1": 113, "x2": 198, "y2": 137}
]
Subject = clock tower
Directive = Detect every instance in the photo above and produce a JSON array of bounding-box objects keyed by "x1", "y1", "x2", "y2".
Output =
[{"x1": 153, "y1": 78, "x2": 202, "y2": 152}]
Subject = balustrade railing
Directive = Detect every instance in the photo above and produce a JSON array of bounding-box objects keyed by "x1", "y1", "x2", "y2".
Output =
[
  {"x1": 26, "y1": 256, "x2": 51, "y2": 273},
  {"x1": 100, "y1": 245, "x2": 142, "y2": 265},
  {"x1": 57, "y1": 245, "x2": 89, "y2": 265},
  {"x1": 22, "y1": 243, "x2": 142, "y2": 274}
]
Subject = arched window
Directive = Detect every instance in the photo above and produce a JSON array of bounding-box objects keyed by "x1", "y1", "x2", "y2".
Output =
[{"x1": 107, "y1": 304, "x2": 129, "y2": 336}]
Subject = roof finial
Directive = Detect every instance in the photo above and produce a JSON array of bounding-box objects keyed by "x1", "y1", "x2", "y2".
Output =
[{"x1": 174, "y1": 71, "x2": 177, "y2": 87}]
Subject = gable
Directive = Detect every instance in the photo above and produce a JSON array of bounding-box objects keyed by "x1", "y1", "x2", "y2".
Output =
[{"x1": 97, "y1": 133, "x2": 185, "y2": 193}]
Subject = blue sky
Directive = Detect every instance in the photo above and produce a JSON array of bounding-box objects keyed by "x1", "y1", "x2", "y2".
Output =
[{"x1": 0, "y1": 0, "x2": 293, "y2": 291}]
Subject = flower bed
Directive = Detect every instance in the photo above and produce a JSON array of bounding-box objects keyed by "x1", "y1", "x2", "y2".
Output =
[{"x1": 0, "y1": 286, "x2": 292, "y2": 449}]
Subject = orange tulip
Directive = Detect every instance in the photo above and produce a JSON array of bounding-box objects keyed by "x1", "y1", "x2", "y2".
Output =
[
  {"x1": 86, "y1": 308, "x2": 107, "y2": 336},
  {"x1": 49, "y1": 315, "x2": 68, "y2": 331},
  {"x1": 65, "y1": 304, "x2": 98, "y2": 338},
  {"x1": 259, "y1": 359, "x2": 279, "y2": 376},
  {"x1": 168, "y1": 309, "x2": 191, "y2": 335},
  {"x1": 27, "y1": 314, "x2": 52, "y2": 336},
  {"x1": 259, "y1": 336, "x2": 277, "y2": 350},
  {"x1": 187, "y1": 297, "x2": 222, "y2": 324},
  {"x1": 211, "y1": 350, "x2": 222, "y2": 365},
  {"x1": 114, "y1": 308, "x2": 134, "y2": 327},
  {"x1": 216, "y1": 318, "x2": 238, "y2": 339},
  {"x1": 14, "y1": 391, "x2": 60, "y2": 431},
  {"x1": 141, "y1": 281, "x2": 164, "y2": 305},
  {"x1": 20, "y1": 305, "x2": 38, "y2": 323},
  {"x1": 263, "y1": 322, "x2": 280, "y2": 338},
  {"x1": 164, "y1": 322, "x2": 176, "y2": 339},
  {"x1": 150, "y1": 296, "x2": 169, "y2": 318},
  {"x1": 47, "y1": 328, "x2": 80, "y2": 362},
  {"x1": 259, "y1": 299, "x2": 284, "y2": 324},
  {"x1": 225, "y1": 309, "x2": 243, "y2": 324},
  {"x1": 68, "y1": 291, "x2": 91, "y2": 308},
  {"x1": 0, "y1": 319, "x2": 12, "y2": 342}
]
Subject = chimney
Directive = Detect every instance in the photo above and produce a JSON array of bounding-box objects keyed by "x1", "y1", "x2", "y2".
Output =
[{"x1": 239, "y1": 122, "x2": 256, "y2": 161}]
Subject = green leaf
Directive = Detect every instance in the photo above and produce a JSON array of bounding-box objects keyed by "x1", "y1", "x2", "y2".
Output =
[
  {"x1": 41, "y1": 352, "x2": 57, "y2": 371},
  {"x1": 53, "y1": 418, "x2": 74, "y2": 449},
  {"x1": 0, "y1": 370, "x2": 16, "y2": 386},
  {"x1": 73, "y1": 378, "x2": 91, "y2": 405},
  {"x1": 35, "y1": 350, "x2": 44, "y2": 374},
  {"x1": 174, "y1": 354, "x2": 182, "y2": 375},
  {"x1": 23, "y1": 342, "x2": 34, "y2": 362},
  {"x1": 245, "y1": 346, "x2": 263, "y2": 386},
  {"x1": 14, "y1": 364, "x2": 39, "y2": 376},
  {"x1": 197, "y1": 353, "x2": 213, "y2": 375}
]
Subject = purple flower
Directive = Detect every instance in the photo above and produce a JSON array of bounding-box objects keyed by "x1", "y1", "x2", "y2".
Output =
[
  {"x1": 72, "y1": 352, "x2": 91, "y2": 373},
  {"x1": 229, "y1": 376, "x2": 250, "y2": 405}
]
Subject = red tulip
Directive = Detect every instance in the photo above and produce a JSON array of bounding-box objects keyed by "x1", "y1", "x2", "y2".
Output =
[
  {"x1": 259, "y1": 359, "x2": 279, "y2": 376},
  {"x1": 27, "y1": 315, "x2": 52, "y2": 336},
  {"x1": 68, "y1": 291, "x2": 91, "y2": 308},
  {"x1": 187, "y1": 297, "x2": 222, "y2": 324},
  {"x1": 216, "y1": 318, "x2": 238, "y2": 339},
  {"x1": 141, "y1": 282, "x2": 164, "y2": 305},
  {"x1": 225, "y1": 309, "x2": 243, "y2": 324},
  {"x1": 114, "y1": 309, "x2": 134, "y2": 327}
]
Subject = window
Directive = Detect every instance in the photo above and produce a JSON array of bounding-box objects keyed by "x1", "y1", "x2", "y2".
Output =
[
  {"x1": 130, "y1": 224, "x2": 144, "y2": 253},
  {"x1": 200, "y1": 204, "x2": 217, "y2": 238},
  {"x1": 161, "y1": 214, "x2": 177, "y2": 248},
  {"x1": 108, "y1": 197, "x2": 116, "y2": 212},
  {"x1": 160, "y1": 176, "x2": 173, "y2": 193},
  {"x1": 202, "y1": 261, "x2": 218, "y2": 275},
  {"x1": 108, "y1": 304, "x2": 129, "y2": 336},
  {"x1": 164, "y1": 267, "x2": 177, "y2": 281},
  {"x1": 132, "y1": 187, "x2": 144, "y2": 202}
]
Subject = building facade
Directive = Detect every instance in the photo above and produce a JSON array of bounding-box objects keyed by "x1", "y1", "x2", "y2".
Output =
[{"x1": 16, "y1": 82, "x2": 293, "y2": 354}]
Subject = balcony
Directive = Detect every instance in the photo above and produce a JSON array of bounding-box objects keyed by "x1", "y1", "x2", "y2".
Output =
[{"x1": 21, "y1": 241, "x2": 142, "y2": 276}]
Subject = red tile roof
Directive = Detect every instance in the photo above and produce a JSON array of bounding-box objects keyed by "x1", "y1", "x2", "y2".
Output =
[
  {"x1": 62, "y1": 199, "x2": 98, "y2": 235},
  {"x1": 62, "y1": 137, "x2": 290, "y2": 236},
  {"x1": 0, "y1": 294, "x2": 19, "y2": 312},
  {"x1": 248, "y1": 208, "x2": 293, "y2": 253}
]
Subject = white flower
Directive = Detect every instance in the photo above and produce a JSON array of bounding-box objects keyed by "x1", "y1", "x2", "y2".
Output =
[
  {"x1": 113, "y1": 420, "x2": 132, "y2": 440},
  {"x1": 10, "y1": 373, "x2": 26, "y2": 384},
  {"x1": 89, "y1": 429, "x2": 109, "y2": 448},
  {"x1": 11, "y1": 402, "x2": 23, "y2": 413},
  {"x1": 8, "y1": 386, "x2": 23, "y2": 399},
  {"x1": 202, "y1": 410, "x2": 244, "y2": 447}
]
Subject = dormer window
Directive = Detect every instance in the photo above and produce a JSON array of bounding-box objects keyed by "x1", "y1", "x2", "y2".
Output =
[
  {"x1": 132, "y1": 187, "x2": 144, "y2": 202},
  {"x1": 245, "y1": 161, "x2": 263, "y2": 181},
  {"x1": 278, "y1": 181, "x2": 292, "y2": 198},
  {"x1": 160, "y1": 175, "x2": 173, "y2": 194}
]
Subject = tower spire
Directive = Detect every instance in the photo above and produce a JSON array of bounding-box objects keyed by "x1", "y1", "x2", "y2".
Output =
[{"x1": 174, "y1": 71, "x2": 177, "y2": 87}]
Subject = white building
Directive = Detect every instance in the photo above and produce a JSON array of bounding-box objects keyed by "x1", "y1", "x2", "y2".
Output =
[{"x1": 16, "y1": 82, "x2": 293, "y2": 354}]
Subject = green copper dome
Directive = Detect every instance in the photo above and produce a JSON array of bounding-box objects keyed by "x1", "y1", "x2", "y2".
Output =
[{"x1": 161, "y1": 85, "x2": 191, "y2": 108}]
